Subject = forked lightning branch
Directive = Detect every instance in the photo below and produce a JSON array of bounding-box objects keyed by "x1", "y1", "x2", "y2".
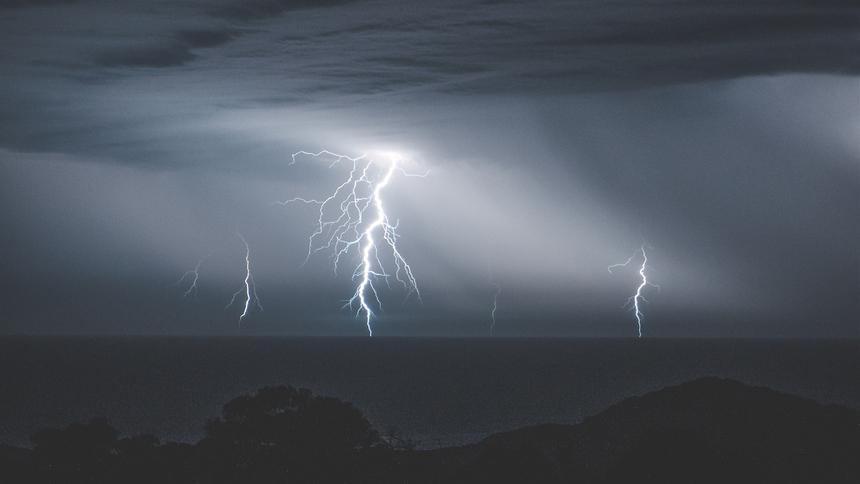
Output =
[{"x1": 280, "y1": 150, "x2": 427, "y2": 336}]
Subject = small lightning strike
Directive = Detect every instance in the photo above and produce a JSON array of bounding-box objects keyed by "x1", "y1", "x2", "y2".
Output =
[
  {"x1": 490, "y1": 281, "x2": 501, "y2": 335},
  {"x1": 608, "y1": 245, "x2": 658, "y2": 338},
  {"x1": 225, "y1": 233, "x2": 263, "y2": 325},
  {"x1": 281, "y1": 150, "x2": 426, "y2": 336},
  {"x1": 177, "y1": 253, "x2": 210, "y2": 298}
]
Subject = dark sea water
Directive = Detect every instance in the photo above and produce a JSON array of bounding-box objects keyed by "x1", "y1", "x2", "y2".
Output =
[{"x1": 0, "y1": 337, "x2": 857, "y2": 448}]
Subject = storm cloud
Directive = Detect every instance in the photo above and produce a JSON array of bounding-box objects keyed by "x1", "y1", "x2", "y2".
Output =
[{"x1": 0, "y1": 0, "x2": 857, "y2": 336}]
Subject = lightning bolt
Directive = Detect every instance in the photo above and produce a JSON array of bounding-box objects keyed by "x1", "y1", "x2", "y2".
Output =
[
  {"x1": 225, "y1": 232, "x2": 263, "y2": 325},
  {"x1": 177, "y1": 253, "x2": 210, "y2": 298},
  {"x1": 608, "y1": 245, "x2": 658, "y2": 338},
  {"x1": 490, "y1": 281, "x2": 501, "y2": 335},
  {"x1": 281, "y1": 150, "x2": 425, "y2": 336}
]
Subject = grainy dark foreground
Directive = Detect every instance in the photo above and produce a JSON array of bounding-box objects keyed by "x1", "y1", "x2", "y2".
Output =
[{"x1": 2, "y1": 377, "x2": 858, "y2": 484}]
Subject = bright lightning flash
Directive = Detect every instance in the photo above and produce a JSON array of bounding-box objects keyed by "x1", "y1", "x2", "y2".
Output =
[
  {"x1": 608, "y1": 245, "x2": 658, "y2": 338},
  {"x1": 225, "y1": 233, "x2": 263, "y2": 325},
  {"x1": 281, "y1": 150, "x2": 426, "y2": 336}
]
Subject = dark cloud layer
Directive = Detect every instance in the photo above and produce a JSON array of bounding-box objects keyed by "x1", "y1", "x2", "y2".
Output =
[
  {"x1": 0, "y1": 0, "x2": 79, "y2": 8},
  {"x1": 4, "y1": 1, "x2": 858, "y2": 88},
  {"x1": 211, "y1": 0, "x2": 361, "y2": 21},
  {"x1": 95, "y1": 43, "x2": 197, "y2": 68},
  {"x1": 0, "y1": 0, "x2": 856, "y2": 158},
  {"x1": 95, "y1": 30, "x2": 236, "y2": 68}
]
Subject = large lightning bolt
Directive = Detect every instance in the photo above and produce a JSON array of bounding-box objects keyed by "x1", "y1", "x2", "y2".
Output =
[
  {"x1": 280, "y1": 150, "x2": 425, "y2": 336},
  {"x1": 225, "y1": 232, "x2": 263, "y2": 325},
  {"x1": 608, "y1": 245, "x2": 658, "y2": 338}
]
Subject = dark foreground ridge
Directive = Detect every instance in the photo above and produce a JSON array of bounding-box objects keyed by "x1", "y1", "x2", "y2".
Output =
[{"x1": 1, "y1": 377, "x2": 857, "y2": 483}]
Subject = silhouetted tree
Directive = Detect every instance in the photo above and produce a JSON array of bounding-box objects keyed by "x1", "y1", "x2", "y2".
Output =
[{"x1": 196, "y1": 385, "x2": 383, "y2": 483}]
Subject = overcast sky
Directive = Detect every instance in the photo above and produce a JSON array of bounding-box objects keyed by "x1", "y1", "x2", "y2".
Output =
[{"x1": 1, "y1": 0, "x2": 858, "y2": 337}]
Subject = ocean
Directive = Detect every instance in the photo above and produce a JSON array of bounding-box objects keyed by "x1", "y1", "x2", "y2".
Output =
[{"x1": 1, "y1": 337, "x2": 857, "y2": 448}]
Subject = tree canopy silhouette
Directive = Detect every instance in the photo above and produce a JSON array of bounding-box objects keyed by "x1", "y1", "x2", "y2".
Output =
[{"x1": 197, "y1": 385, "x2": 383, "y2": 483}]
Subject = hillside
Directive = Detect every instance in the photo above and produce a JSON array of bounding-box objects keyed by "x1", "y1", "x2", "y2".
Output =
[{"x1": 411, "y1": 377, "x2": 860, "y2": 483}]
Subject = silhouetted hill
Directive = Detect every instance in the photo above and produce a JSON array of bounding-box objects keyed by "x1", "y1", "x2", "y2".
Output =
[
  {"x1": 1, "y1": 378, "x2": 857, "y2": 483},
  {"x1": 414, "y1": 377, "x2": 860, "y2": 483}
]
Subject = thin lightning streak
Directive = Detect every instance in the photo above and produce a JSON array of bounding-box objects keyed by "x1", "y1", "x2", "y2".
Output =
[
  {"x1": 490, "y1": 282, "x2": 501, "y2": 335},
  {"x1": 225, "y1": 233, "x2": 263, "y2": 325},
  {"x1": 290, "y1": 150, "x2": 353, "y2": 168},
  {"x1": 607, "y1": 255, "x2": 636, "y2": 274},
  {"x1": 608, "y1": 245, "x2": 658, "y2": 338},
  {"x1": 177, "y1": 253, "x2": 210, "y2": 298},
  {"x1": 281, "y1": 150, "x2": 425, "y2": 336}
]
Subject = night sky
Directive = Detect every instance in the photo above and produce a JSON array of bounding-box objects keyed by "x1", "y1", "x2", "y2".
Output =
[{"x1": 1, "y1": 0, "x2": 858, "y2": 336}]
